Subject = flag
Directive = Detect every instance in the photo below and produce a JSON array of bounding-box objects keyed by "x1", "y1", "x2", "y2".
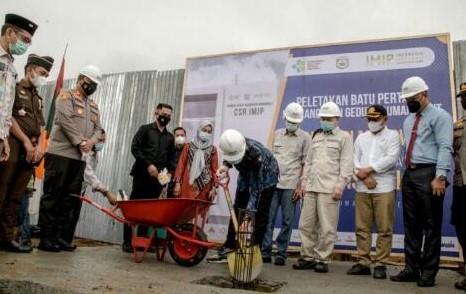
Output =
[{"x1": 36, "y1": 45, "x2": 67, "y2": 179}]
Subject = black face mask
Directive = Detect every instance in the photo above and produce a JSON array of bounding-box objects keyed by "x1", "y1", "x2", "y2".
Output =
[
  {"x1": 80, "y1": 80, "x2": 97, "y2": 96},
  {"x1": 407, "y1": 101, "x2": 421, "y2": 113},
  {"x1": 157, "y1": 115, "x2": 171, "y2": 126}
]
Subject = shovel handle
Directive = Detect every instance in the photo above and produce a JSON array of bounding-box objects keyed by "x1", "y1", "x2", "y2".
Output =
[{"x1": 217, "y1": 175, "x2": 239, "y2": 232}]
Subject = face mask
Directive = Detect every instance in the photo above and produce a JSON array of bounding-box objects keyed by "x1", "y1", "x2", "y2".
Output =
[
  {"x1": 198, "y1": 131, "x2": 211, "y2": 142},
  {"x1": 368, "y1": 121, "x2": 384, "y2": 133},
  {"x1": 157, "y1": 115, "x2": 170, "y2": 126},
  {"x1": 175, "y1": 136, "x2": 185, "y2": 145},
  {"x1": 286, "y1": 122, "x2": 298, "y2": 133},
  {"x1": 32, "y1": 72, "x2": 47, "y2": 88},
  {"x1": 407, "y1": 101, "x2": 421, "y2": 113},
  {"x1": 94, "y1": 143, "x2": 104, "y2": 152},
  {"x1": 80, "y1": 80, "x2": 97, "y2": 96},
  {"x1": 9, "y1": 39, "x2": 29, "y2": 55},
  {"x1": 320, "y1": 121, "x2": 335, "y2": 132}
]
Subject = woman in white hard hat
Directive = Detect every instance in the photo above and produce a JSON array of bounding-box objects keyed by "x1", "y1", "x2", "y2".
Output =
[
  {"x1": 207, "y1": 129, "x2": 279, "y2": 263},
  {"x1": 173, "y1": 120, "x2": 219, "y2": 200}
]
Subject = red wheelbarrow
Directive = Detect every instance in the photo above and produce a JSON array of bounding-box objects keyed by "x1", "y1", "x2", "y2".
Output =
[{"x1": 78, "y1": 195, "x2": 218, "y2": 266}]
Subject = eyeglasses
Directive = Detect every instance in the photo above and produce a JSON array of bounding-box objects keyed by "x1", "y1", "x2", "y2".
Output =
[
  {"x1": 34, "y1": 69, "x2": 49, "y2": 78},
  {"x1": 14, "y1": 30, "x2": 32, "y2": 45}
]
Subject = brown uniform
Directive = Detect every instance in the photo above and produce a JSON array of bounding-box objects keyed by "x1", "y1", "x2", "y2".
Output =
[
  {"x1": 38, "y1": 89, "x2": 101, "y2": 246},
  {"x1": 0, "y1": 79, "x2": 44, "y2": 243}
]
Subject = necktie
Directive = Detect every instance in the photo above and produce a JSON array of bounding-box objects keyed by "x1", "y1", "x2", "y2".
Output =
[{"x1": 405, "y1": 112, "x2": 422, "y2": 167}]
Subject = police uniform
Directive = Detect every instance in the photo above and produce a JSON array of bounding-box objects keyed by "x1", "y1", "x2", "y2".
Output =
[
  {"x1": 0, "y1": 54, "x2": 50, "y2": 251},
  {"x1": 39, "y1": 88, "x2": 102, "y2": 251}
]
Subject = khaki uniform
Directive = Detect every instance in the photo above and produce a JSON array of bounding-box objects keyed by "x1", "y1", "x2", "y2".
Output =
[
  {"x1": 299, "y1": 127, "x2": 353, "y2": 263},
  {"x1": 0, "y1": 79, "x2": 44, "y2": 242},
  {"x1": 39, "y1": 89, "x2": 102, "y2": 245},
  {"x1": 0, "y1": 46, "x2": 16, "y2": 141}
]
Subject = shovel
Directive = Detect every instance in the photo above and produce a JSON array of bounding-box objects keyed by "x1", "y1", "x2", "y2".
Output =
[{"x1": 219, "y1": 175, "x2": 263, "y2": 283}]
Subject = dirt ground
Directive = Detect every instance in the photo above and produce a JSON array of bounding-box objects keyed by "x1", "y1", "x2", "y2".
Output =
[{"x1": 0, "y1": 240, "x2": 463, "y2": 294}]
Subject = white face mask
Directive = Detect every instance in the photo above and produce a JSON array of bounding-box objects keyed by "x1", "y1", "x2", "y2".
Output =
[
  {"x1": 175, "y1": 136, "x2": 185, "y2": 145},
  {"x1": 368, "y1": 121, "x2": 384, "y2": 133},
  {"x1": 32, "y1": 72, "x2": 47, "y2": 88},
  {"x1": 286, "y1": 121, "x2": 298, "y2": 133},
  {"x1": 228, "y1": 157, "x2": 243, "y2": 165}
]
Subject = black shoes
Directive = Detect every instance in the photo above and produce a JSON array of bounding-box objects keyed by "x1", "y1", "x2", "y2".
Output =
[
  {"x1": 314, "y1": 262, "x2": 328, "y2": 273},
  {"x1": 262, "y1": 256, "x2": 272, "y2": 263},
  {"x1": 390, "y1": 268, "x2": 419, "y2": 282},
  {"x1": 274, "y1": 258, "x2": 285, "y2": 266},
  {"x1": 122, "y1": 241, "x2": 133, "y2": 253},
  {"x1": 347, "y1": 263, "x2": 371, "y2": 275},
  {"x1": 58, "y1": 238, "x2": 77, "y2": 251},
  {"x1": 373, "y1": 266, "x2": 387, "y2": 279},
  {"x1": 454, "y1": 278, "x2": 466, "y2": 290},
  {"x1": 38, "y1": 239, "x2": 61, "y2": 252},
  {"x1": 417, "y1": 273, "x2": 435, "y2": 287},
  {"x1": 292, "y1": 258, "x2": 317, "y2": 270},
  {"x1": 1, "y1": 240, "x2": 32, "y2": 253}
]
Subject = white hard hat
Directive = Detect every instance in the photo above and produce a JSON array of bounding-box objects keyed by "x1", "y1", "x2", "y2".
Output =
[
  {"x1": 79, "y1": 65, "x2": 103, "y2": 85},
  {"x1": 283, "y1": 102, "x2": 304, "y2": 123},
  {"x1": 400, "y1": 76, "x2": 429, "y2": 99},
  {"x1": 318, "y1": 102, "x2": 341, "y2": 117},
  {"x1": 219, "y1": 129, "x2": 246, "y2": 162}
]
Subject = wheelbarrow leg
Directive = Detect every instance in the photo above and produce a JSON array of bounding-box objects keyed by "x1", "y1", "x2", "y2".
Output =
[{"x1": 131, "y1": 225, "x2": 157, "y2": 263}]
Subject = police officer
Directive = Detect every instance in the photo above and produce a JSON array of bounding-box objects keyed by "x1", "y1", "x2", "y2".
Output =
[
  {"x1": 0, "y1": 14, "x2": 37, "y2": 163},
  {"x1": 0, "y1": 54, "x2": 53, "y2": 253},
  {"x1": 38, "y1": 65, "x2": 103, "y2": 252}
]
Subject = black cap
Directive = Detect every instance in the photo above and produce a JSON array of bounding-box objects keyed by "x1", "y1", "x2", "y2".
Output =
[
  {"x1": 26, "y1": 54, "x2": 54, "y2": 72},
  {"x1": 5, "y1": 14, "x2": 38, "y2": 36},
  {"x1": 366, "y1": 104, "x2": 387, "y2": 118}
]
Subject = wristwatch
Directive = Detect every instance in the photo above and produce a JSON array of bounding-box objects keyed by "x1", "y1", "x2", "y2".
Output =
[{"x1": 436, "y1": 175, "x2": 447, "y2": 181}]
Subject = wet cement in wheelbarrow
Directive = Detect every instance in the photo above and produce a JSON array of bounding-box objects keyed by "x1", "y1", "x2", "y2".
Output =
[
  {"x1": 192, "y1": 276, "x2": 286, "y2": 292},
  {"x1": 0, "y1": 278, "x2": 80, "y2": 294}
]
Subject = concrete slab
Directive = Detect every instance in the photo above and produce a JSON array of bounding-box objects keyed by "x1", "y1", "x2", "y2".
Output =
[{"x1": 0, "y1": 246, "x2": 463, "y2": 294}]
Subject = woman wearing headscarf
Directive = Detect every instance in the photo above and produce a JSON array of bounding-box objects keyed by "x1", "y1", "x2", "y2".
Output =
[{"x1": 173, "y1": 121, "x2": 218, "y2": 200}]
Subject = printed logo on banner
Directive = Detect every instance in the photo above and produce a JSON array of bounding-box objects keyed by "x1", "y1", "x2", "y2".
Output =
[
  {"x1": 336, "y1": 56, "x2": 349, "y2": 69},
  {"x1": 292, "y1": 59, "x2": 305, "y2": 73}
]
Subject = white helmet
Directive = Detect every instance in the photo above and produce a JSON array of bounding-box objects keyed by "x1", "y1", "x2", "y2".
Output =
[
  {"x1": 219, "y1": 129, "x2": 246, "y2": 163},
  {"x1": 318, "y1": 102, "x2": 341, "y2": 117},
  {"x1": 400, "y1": 76, "x2": 429, "y2": 99},
  {"x1": 283, "y1": 102, "x2": 304, "y2": 123},
  {"x1": 79, "y1": 65, "x2": 103, "y2": 85}
]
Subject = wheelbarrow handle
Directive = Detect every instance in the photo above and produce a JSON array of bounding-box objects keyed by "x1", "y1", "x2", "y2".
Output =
[{"x1": 70, "y1": 194, "x2": 131, "y2": 225}]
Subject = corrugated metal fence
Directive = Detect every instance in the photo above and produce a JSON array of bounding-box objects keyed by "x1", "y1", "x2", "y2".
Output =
[{"x1": 33, "y1": 69, "x2": 185, "y2": 244}]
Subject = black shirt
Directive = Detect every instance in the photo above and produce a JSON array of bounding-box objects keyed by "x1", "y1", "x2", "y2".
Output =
[{"x1": 130, "y1": 123, "x2": 175, "y2": 177}]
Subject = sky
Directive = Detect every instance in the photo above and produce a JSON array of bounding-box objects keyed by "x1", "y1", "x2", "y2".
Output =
[{"x1": 3, "y1": 0, "x2": 466, "y2": 80}]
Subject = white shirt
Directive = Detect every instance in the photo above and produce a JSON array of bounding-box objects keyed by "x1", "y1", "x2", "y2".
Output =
[{"x1": 354, "y1": 127, "x2": 401, "y2": 193}]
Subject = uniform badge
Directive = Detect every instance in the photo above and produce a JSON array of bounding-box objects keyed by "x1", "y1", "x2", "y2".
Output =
[
  {"x1": 20, "y1": 90, "x2": 26, "y2": 95},
  {"x1": 18, "y1": 108, "x2": 26, "y2": 116},
  {"x1": 77, "y1": 107, "x2": 84, "y2": 115}
]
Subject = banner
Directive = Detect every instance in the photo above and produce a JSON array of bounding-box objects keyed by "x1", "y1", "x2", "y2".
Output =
[{"x1": 181, "y1": 34, "x2": 458, "y2": 258}]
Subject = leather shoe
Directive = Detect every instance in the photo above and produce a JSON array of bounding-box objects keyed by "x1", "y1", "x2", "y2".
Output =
[
  {"x1": 373, "y1": 266, "x2": 387, "y2": 279},
  {"x1": 347, "y1": 263, "x2": 371, "y2": 275},
  {"x1": 417, "y1": 274, "x2": 435, "y2": 287},
  {"x1": 315, "y1": 262, "x2": 329, "y2": 273},
  {"x1": 38, "y1": 239, "x2": 61, "y2": 252},
  {"x1": 292, "y1": 258, "x2": 317, "y2": 270},
  {"x1": 454, "y1": 278, "x2": 466, "y2": 290},
  {"x1": 262, "y1": 256, "x2": 272, "y2": 263},
  {"x1": 58, "y1": 239, "x2": 77, "y2": 251},
  {"x1": 274, "y1": 258, "x2": 285, "y2": 266},
  {"x1": 2, "y1": 240, "x2": 32, "y2": 253},
  {"x1": 390, "y1": 268, "x2": 419, "y2": 282}
]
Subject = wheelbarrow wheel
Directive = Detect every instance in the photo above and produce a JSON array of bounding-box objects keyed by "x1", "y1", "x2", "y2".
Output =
[{"x1": 168, "y1": 223, "x2": 208, "y2": 267}]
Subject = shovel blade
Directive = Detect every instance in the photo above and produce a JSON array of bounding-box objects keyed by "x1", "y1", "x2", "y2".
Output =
[{"x1": 227, "y1": 245, "x2": 263, "y2": 283}]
